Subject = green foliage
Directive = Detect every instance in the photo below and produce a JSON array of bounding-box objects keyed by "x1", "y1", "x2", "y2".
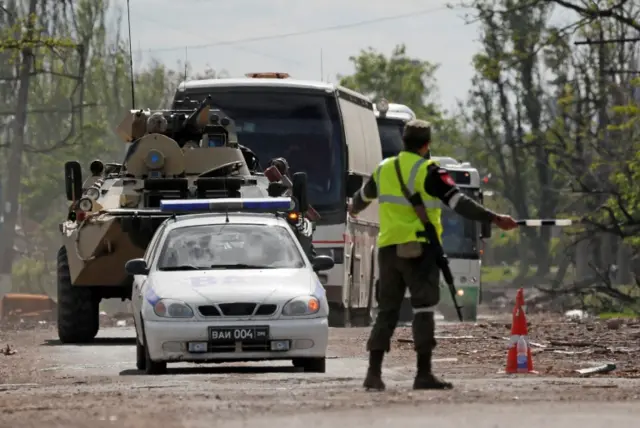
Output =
[
  {"x1": 338, "y1": 44, "x2": 465, "y2": 157},
  {"x1": 338, "y1": 44, "x2": 440, "y2": 119},
  {"x1": 1, "y1": 0, "x2": 218, "y2": 292}
]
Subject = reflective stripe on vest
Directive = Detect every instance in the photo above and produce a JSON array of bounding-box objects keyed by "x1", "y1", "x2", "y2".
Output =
[{"x1": 373, "y1": 152, "x2": 443, "y2": 248}]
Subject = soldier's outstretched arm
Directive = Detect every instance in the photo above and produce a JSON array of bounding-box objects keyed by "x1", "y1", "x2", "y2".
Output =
[
  {"x1": 423, "y1": 164, "x2": 497, "y2": 223},
  {"x1": 349, "y1": 175, "x2": 378, "y2": 216}
]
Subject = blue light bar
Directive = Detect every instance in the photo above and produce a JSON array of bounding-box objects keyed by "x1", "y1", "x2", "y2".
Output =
[{"x1": 159, "y1": 197, "x2": 294, "y2": 213}]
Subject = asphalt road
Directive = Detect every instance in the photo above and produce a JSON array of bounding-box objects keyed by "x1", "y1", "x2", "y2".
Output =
[
  {"x1": 3, "y1": 324, "x2": 640, "y2": 427},
  {"x1": 236, "y1": 402, "x2": 640, "y2": 428}
]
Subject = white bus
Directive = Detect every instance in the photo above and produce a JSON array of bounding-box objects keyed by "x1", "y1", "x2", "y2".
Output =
[
  {"x1": 171, "y1": 73, "x2": 382, "y2": 327},
  {"x1": 373, "y1": 99, "x2": 416, "y2": 159}
]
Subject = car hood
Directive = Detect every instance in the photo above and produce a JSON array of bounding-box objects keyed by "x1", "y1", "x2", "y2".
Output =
[{"x1": 147, "y1": 268, "x2": 319, "y2": 304}]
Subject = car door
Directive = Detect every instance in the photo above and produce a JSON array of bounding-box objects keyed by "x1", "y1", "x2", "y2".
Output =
[{"x1": 132, "y1": 223, "x2": 167, "y2": 337}]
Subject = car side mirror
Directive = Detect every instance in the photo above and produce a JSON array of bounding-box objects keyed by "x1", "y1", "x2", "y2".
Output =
[
  {"x1": 312, "y1": 255, "x2": 334, "y2": 272},
  {"x1": 125, "y1": 258, "x2": 149, "y2": 276},
  {"x1": 346, "y1": 173, "x2": 363, "y2": 196},
  {"x1": 480, "y1": 221, "x2": 492, "y2": 239}
]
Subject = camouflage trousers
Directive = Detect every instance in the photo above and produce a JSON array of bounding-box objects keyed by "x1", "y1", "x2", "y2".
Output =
[{"x1": 367, "y1": 244, "x2": 440, "y2": 354}]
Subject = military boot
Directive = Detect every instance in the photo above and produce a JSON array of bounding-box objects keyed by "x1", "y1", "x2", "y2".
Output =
[
  {"x1": 413, "y1": 352, "x2": 453, "y2": 390},
  {"x1": 363, "y1": 350, "x2": 386, "y2": 391}
]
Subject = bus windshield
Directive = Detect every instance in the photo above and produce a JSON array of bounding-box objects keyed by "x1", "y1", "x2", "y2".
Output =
[
  {"x1": 172, "y1": 89, "x2": 344, "y2": 213},
  {"x1": 441, "y1": 188, "x2": 479, "y2": 259},
  {"x1": 377, "y1": 118, "x2": 405, "y2": 159}
]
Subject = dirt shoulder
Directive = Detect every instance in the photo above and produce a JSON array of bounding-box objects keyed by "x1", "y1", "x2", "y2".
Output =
[{"x1": 1, "y1": 315, "x2": 640, "y2": 427}]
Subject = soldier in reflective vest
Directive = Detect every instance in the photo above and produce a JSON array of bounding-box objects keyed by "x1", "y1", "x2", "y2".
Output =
[{"x1": 349, "y1": 119, "x2": 517, "y2": 391}]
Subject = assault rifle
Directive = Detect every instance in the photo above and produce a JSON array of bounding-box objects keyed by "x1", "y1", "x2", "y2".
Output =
[{"x1": 393, "y1": 158, "x2": 463, "y2": 321}]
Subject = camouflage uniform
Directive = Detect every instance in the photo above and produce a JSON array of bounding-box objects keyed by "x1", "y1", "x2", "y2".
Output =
[{"x1": 350, "y1": 119, "x2": 497, "y2": 390}]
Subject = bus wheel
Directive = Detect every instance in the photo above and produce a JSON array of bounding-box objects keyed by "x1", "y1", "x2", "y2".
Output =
[
  {"x1": 439, "y1": 305, "x2": 460, "y2": 322},
  {"x1": 349, "y1": 308, "x2": 371, "y2": 327}
]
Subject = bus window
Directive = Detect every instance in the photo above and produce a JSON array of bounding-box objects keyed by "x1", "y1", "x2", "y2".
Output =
[
  {"x1": 440, "y1": 189, "x2": 479, "y2": 259},
  {"x1": 173, "y1": 90, "x2": 344, "y2": 213},
  {"x1": 377, "y1": 118, "x2": 405, "y2": 158}
]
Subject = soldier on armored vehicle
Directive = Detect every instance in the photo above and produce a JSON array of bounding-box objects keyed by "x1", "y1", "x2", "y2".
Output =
[{"x1": 57, "y1": 96, "x2": 318, "y2": 344}]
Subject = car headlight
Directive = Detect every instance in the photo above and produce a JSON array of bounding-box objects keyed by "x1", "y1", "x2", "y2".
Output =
[
  {"x1": 282, "y1": 296, "x2": 320, "y2": 316},
  {"x1": 153, "y1": 299, "x2": 194, "y2": 318}
]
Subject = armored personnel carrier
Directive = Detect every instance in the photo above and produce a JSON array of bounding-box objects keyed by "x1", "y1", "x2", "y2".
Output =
[{"x1": 57, "y1": 97, "x2": 312, "y2": 343}]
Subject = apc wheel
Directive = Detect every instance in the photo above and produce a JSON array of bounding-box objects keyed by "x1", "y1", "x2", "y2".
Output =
[
  {"x1": 57, "y1": 246, "x2": 99, "y2": 344},
  {"x1": 293, "y1": 357, "x2": 326, "y2": 373},
  {"x1": 142, "y1": 324, "x2": 167, "y2": 375}
]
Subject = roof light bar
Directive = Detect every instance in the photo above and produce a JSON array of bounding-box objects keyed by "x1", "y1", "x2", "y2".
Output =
[
  {"x1": 159, "y1": 197, "x2": 295, "y2": 213},
  {"x1": 376, "y1": 98, "x2": 389, "y2": 114}
]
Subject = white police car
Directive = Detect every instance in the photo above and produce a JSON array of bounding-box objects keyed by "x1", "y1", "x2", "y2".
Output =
[{"x1": 126, "y1": 197, "x2": 334, "y2": 375}]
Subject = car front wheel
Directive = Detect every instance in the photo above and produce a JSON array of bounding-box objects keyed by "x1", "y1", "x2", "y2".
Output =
[
  {"x1": 141, "y1": 322, "x2": 167, "y2": 375},
  {"x1": 136, "y1": 335, "x2": 146, "y2": 371}
]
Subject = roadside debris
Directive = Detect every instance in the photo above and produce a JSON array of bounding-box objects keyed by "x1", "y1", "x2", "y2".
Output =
[
  {"x1": 565, "y1": 309, "x2": 589, "y2": 320},
  {"x1": 576, "y1": 363, "x2": 617, "y2": 376},
  {"x1": 0, "y1": 293, "x2": 57, "y2": 325},
  {"x1": 99, "y1": 311, "x2": 133, "y2": 327},
  {"x1": 606, "y1": 319, "x2": 624, "y2": 330},
  {"x1": 1, "y1": 344, "x2": 16, "y2": 355}
]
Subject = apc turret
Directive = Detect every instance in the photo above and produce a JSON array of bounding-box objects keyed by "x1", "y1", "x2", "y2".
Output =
[{"x1": 56, "y1": 97, "x2": 309, "y2": 344}]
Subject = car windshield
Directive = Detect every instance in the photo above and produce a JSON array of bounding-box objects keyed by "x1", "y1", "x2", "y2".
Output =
[
  {"x1": 156, "y1": 224, "x2": 305, "y2": 270},
  {"x1": 441, "y1": 188, "x2": 479, "y2": 258},
  {"x1": 173, "y1": 89, "x2": 344, "y2": 213},
  {"x1": 377, "y1": 118, "x2": 405, "y2": 159}
]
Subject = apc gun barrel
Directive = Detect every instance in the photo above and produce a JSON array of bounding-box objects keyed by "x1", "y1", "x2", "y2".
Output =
[{"x1": 182, "y1": 95, "x2": 213, "y2": 130}]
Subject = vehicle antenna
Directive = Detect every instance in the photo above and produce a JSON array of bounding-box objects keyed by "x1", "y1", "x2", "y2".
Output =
[
  {"x1": 223, "y1": 176, "x2": 230, "y2": 223},
  {"x1": 184, "y1": 47, "x2": 188, "y2": 83},
  {"x1": 126, "y1": 0, "x2": 136, "y2": 109}
]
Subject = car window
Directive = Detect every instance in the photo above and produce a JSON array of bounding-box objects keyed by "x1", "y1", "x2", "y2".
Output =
[{"x1": 156, "y1": 224, "x2": 305, "y2": 270}]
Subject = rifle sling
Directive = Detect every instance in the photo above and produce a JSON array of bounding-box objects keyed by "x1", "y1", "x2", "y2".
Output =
[{"x1": 393, "y1": 157, "x2": 432, "y2": 236}]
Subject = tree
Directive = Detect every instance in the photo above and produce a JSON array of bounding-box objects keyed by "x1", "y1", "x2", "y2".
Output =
[
  {"x1": 0, "y1": 0, "x2": 88, "y2": 275},
  {"x1": 338, "y1": 44, "x2": 465, "y2": 157},
  {"x1": 338, "y1": 44, "x2": 440, "y2": 118},
  {"x1": 461, "y1": 0, "x2": 565, "y2": 280},
  {"x1": 461, "y1": 0, "x2": 640, "y2": 311},
  {"x1": 0, "y1": 0, "x2": 222, "y2": 294}
]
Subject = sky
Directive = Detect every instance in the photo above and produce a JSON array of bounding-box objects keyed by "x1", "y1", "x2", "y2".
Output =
[
  {"x1": 119, "y1": 0, "x2": 482, "y2": 111},
  {"x1": 118, "y1": 0, "x2": 582, "y2": 112}
]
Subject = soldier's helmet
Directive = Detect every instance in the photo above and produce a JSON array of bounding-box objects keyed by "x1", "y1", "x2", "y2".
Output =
[{"x1": 146, "y1": 112, "x2": 168, "y2": 134}]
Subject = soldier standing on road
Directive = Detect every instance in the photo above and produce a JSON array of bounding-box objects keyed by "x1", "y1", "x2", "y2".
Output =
[{"x1": 348, "y1": 119, "x2": 518, "y2": 391}]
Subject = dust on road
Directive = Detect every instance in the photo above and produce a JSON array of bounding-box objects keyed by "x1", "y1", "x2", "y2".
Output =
[{"x1": 1, "y1": 314, "x2": 640, "y2": 427}]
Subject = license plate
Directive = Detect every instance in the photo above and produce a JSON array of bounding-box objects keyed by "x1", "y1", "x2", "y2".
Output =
[{"x1": 209, "y1": 326, "x2": 269, "y2": 342}]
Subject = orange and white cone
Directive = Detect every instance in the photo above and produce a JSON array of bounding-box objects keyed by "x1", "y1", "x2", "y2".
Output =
[{"x1": 505, "y1": 288, "x2": 536, "y2": 374}]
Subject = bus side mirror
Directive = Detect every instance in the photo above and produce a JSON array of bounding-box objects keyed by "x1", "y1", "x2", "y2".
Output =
[
  {"x1": 346, "y1": 173, "x2": 363, "y2": 196},
  {"x1": 480, "y1": 221, "x2": 492, "y2": 239}
]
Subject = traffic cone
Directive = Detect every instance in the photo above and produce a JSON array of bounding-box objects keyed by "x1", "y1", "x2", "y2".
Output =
[{"x1": 505, "y1": 288, "x2": 536, "y2": 374}]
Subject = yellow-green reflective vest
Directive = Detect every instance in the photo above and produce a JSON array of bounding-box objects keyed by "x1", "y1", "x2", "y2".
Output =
[{"x1": 373, "y1": 152, "x2": 443, "y2": 248}]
